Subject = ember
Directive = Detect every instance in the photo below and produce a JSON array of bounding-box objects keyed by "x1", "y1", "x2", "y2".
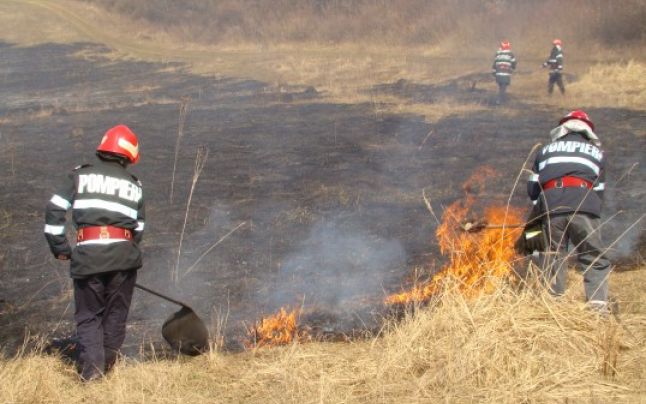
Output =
[
  {"x1": 246, "y1": 307, "x2": 309, "y2": 348},
  {"x1": 386, "y1": 168, "x2": 523, "y2": 305}
]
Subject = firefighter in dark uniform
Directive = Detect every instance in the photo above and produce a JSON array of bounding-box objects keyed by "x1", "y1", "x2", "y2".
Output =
[
  {"x1": 44, "y1": 125, "x2": 145, "y2": 381},
  {"x1": 524, "y1": 110, "x2": 610, "y2": 312},
  {"x1": 542, "y1": 38, "x2": 565, "y2": 95},
  {"x1": 492, "y1": 40, "x2": 517, "y2": 104}
]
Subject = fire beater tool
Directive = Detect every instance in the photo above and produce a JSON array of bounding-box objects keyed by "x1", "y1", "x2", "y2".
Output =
[
  {"x1": 134, "y1": 283, "x2": 209, "y2": 355},
  {"x1": 459, "y1": 219, "x2": 524, "y2": 233}
]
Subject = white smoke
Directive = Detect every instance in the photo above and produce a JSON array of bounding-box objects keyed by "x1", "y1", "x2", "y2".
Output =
[
  {"x1": 263, "y1": 216, "x2": 406, "y2": 312},
  {"x1": 601, "y1": 182, "x2": 645, "y2": 260}
]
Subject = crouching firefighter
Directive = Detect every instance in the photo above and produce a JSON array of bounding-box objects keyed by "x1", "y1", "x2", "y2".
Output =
[
  {"x1": 44, "y1": 125, "x2": 145, "y2": 381},
  {"x1": 518, "y1": 110, "x2": 611, "y2": 313}
]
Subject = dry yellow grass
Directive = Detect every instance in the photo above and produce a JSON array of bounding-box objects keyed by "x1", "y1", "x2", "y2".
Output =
[
  {"x1": 1, "y1": 269, "x2": 643, "y2": 403},
  {"x1": 566, "y1": 61, "x2": 646, "y2": 110},
  {"x1": 510, "y1": 60, "x2": 646, "y2": 113}
]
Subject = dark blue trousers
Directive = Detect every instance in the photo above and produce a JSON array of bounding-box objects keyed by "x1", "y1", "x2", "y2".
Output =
[{"x1": 73, "y1": 270, "x2": 137, "y2": 380}]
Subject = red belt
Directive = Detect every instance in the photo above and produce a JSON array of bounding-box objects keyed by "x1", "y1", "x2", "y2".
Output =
[
  {"x1": 542, "y1": 176, "x2": 592, "y2": 190},
  {"x1": 77, "y1": 226, "x2": 132, "y2": 242}
]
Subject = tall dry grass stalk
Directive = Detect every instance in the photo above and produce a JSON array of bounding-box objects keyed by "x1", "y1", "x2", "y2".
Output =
[
  {"x1": 209, "y1": 293, "x2": 231, "y2": 351},
  {"x1": 421, "y1": 188, "x2": 440, "y2": 225},
  {"x1": 172, "y1": 145, "x2": 209, "y2": 284},
  {"x1": 183, "y1": 221, "x2": 247, "y2": 277},
  {"x1": 169, "y1": 96, "x2": 190, "y2": 204}
]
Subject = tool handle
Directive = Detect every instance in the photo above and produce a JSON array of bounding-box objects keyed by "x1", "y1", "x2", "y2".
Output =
[
  {"x1": 486, "y1": 224, "x2": 524, "y2": 229},
  {"x1": 135, "y1": 283, "x2": 190, "y2": 308}
]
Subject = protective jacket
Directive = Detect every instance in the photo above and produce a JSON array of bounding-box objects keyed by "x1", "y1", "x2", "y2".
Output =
[
  {"x1": 492, "y1": 49, "x2": 517, "y2": 84},
  {"x1": 527, "y1": 132, "x2": 605, "y2": 217},
  {"x1": 544, "y1": 45, "x2": 563, "y2": 74},
  {"x1": 44, "y1": 157, "x2": 145, "y2": 278}
]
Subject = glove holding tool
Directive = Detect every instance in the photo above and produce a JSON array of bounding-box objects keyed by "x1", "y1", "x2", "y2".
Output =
[
  {"x1": 513, "y1": 205, "x2": 547, "y2": 255},
  {"x1": 458, "y1": 208, "x2": 546, "y2": 256}
]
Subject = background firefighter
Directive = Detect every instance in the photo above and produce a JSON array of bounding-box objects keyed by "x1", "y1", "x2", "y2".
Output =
[
  {"x1": 491, "y1": 40, "x2": 517, "y2": 104},
  {"x1": 542, "y1": 38, "x2": 565, "y2": 95},
  {"x1": 44, "y1": 125, "x2": 145, "y2": 381},
  {"x1": 523, "y1": 110, "x2": 611, "y2": 313}
]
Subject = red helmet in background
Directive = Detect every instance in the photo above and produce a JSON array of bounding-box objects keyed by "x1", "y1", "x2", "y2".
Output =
[
  {"x1": 97, "y1": 124, "x2": 140, "y2": 164},
  {"x1": 500, "y1": 40, "x2": 511, "y2": 50},
  {"x1": 553, "y1": 38, "x2": 562, "y2": 46},
  {"x1": 559, "y1": 110, "x2": 594, "y2": 131}
]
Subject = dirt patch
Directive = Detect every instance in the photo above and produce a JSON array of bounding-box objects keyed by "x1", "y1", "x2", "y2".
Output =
[{"x1": 0, "y1": 42, "x2": 643, "y2": 355}]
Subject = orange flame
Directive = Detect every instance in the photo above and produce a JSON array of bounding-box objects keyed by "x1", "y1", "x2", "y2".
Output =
[
  {"x1": 245, "y1": 307, "x2": 308, "y2": 348},
  {"x1": 386, "y1": 167, "x2": 523, "y2": 305}
]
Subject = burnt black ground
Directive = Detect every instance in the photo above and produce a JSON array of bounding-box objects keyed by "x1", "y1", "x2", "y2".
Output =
[{"x1": 0, "y1": 42, "x2": 643, "y2": 355}]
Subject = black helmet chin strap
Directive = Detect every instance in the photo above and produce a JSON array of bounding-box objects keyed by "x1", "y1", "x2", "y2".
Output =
[{"x1": 96, "y1": 151, "x2": 129, "y2": 167}]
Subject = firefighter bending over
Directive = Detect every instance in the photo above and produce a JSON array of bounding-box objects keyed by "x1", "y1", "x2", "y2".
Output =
[
  {"x1": 44, "y1": 125, "x2": 145, "y2": 381},
  {"x1": 520, "y1": 110, "x2": 610, "y2": 313}
]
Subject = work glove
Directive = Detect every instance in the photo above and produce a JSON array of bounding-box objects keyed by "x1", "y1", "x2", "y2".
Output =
[
  {"x1": 514, "y1": 224, "x2": 546, "y2": 255},
  {"x1": 525, "y1": 225, "x2": 546, "y2": 252},
  {"x1": 514, "y1": 206, "x2": 546, "y2": 255}
]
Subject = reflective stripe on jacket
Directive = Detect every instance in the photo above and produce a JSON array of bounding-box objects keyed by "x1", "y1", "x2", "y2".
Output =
[
  {"x1": 527, "y1": 132, "x2": 605, "y2": 217},
  {"x1": 44, "y1": 157, "x2": 145, "y2": 278}
]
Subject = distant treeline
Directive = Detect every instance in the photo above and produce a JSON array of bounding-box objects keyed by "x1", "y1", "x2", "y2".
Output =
[{"x1": 84, "y1": 0, "x2": 645, "y2": 48}]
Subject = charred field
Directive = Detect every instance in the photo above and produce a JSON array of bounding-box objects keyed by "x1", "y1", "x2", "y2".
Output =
[{"x1": 0, "y1": 41, "x2": 644, "y2": 355}]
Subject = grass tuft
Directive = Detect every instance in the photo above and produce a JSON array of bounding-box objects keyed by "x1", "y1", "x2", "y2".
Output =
[{"x1": 1, "y1": 270, "x2": 643, "y2": 403}]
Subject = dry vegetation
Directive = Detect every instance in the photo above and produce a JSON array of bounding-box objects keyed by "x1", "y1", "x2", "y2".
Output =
[
  {"x1": 77, "y1": 0, "x2": 646, "y2": 114},
  {"x1": 566, "y1": 61, "x2": 646, "y2": 110},
  {"x1": 1, "y1": 270, "x2": 644, "y2": 403},
  {"x1": 83, "y1": 0, "x2": 646, "y2": 52},
  {"x1": 0, "y1": 1, "x2": 645, "y2": 402},
  {"x1": 2, "y1": 0, "x2": 644, "y2": 119}
]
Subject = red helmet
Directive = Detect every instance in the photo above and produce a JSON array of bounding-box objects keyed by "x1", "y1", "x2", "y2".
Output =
[
  {"x1": 500, "y1": 40, "x2": 511, "y2": 50},
  {"x1": 559, "y1": 110, "x2": 594, "y2": 131},
  {"x1": 553, "y1": 38, "x2": 562, "y2": 46},
  {"x1": 97, "y1": 124, "x2": 140, "y2": 164}
]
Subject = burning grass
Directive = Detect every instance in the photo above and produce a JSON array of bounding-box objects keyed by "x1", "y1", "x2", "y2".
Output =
[
  {"x1": 387, "y1": 167, "x2": 524, "y2": 305},
  {"x1": 1, "y1": 270, "x2": 643, "y2": 403},
  {"x1": 245, "y1": 306, "x2": 308, "y2": 348},
  {"x1": 7, "y1": 161, "x2": 640, "y2": 402}
]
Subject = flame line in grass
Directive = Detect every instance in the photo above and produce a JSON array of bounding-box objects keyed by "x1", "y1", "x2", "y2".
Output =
[{"x1": 386, "y1": 167, "x2": 523, "y2": 305}]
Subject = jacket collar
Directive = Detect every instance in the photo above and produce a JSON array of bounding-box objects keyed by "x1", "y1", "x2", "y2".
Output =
[{"x1": 550, "y1": 119, "x2": 600, "y2": 146}]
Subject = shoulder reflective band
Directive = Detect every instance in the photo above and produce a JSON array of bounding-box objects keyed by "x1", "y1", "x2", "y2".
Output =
[{"x1": 50, "y1": 195, "x2": 71, "y2": 210}]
